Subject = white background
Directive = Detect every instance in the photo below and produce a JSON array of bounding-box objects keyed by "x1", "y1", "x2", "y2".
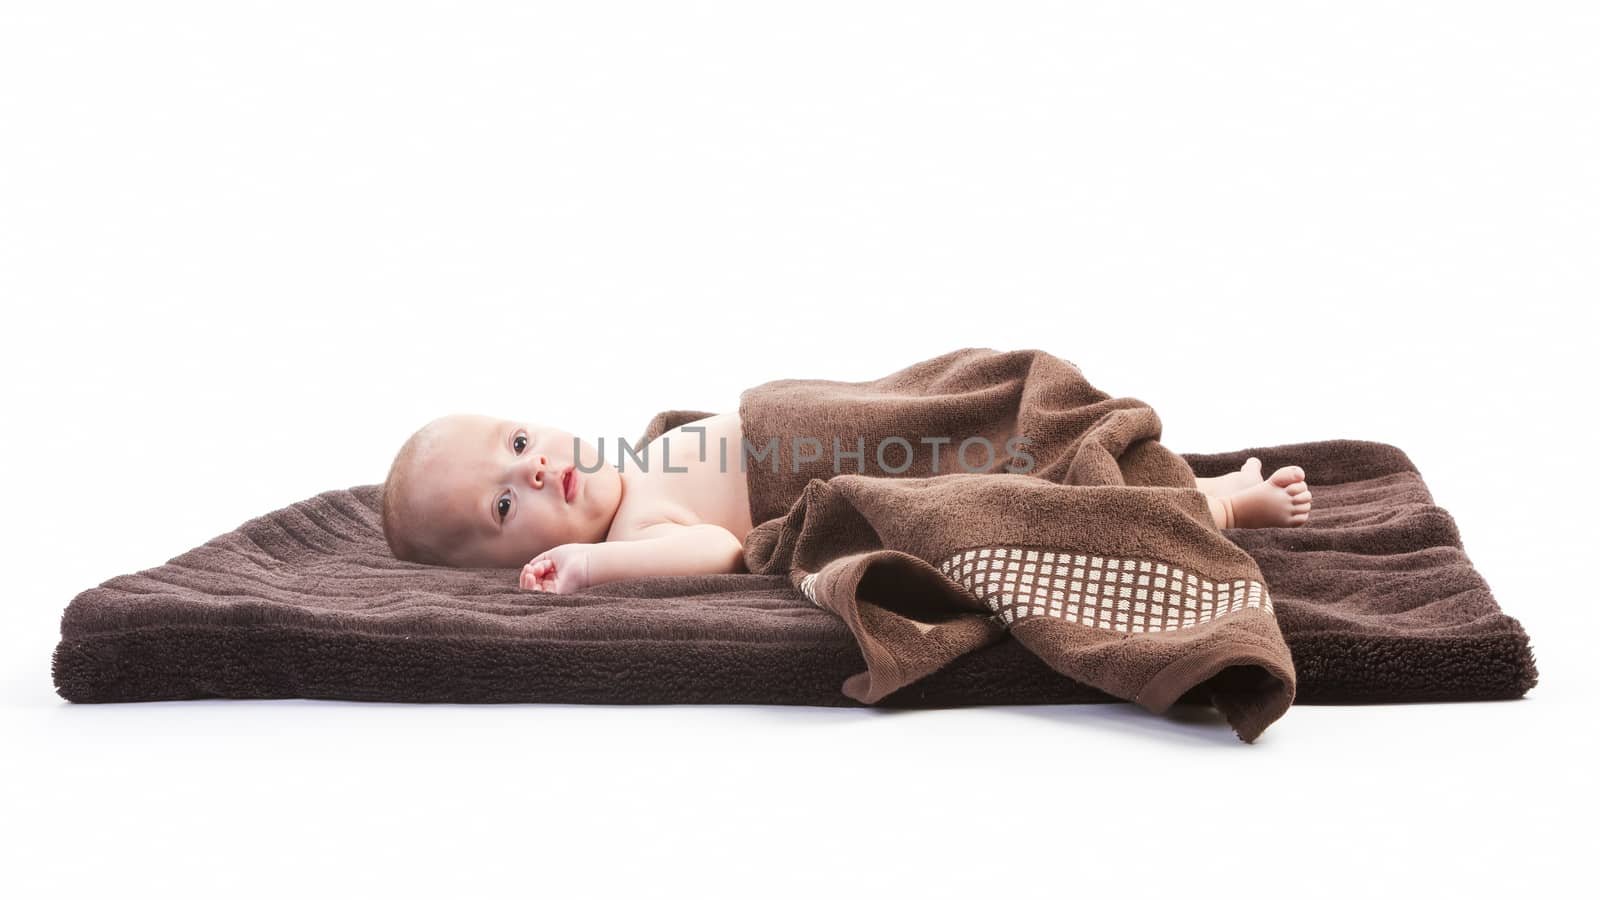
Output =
[{"x1": 3, "y1": 2, "x2": 1595, "y2": 897}]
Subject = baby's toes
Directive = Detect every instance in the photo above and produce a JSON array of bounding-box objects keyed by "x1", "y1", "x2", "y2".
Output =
[{"x1": 1268, "y1": 465, "x2": 1306, "y2": 487}]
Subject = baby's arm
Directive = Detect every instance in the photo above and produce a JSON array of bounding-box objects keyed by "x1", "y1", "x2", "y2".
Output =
[
  {"x1": 593, "y1": 523, "x2": 746, "y2": 584},
  {"x1": 521, "y1": 523, "x2": 745, "y2": 593}
]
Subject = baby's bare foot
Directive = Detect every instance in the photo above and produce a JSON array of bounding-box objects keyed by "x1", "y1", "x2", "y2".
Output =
[
  {"x1": 1217, "y1": 465, "x2": 1313, "y2": 528},
  {"x1": 1198, "y1": 457, "x2": 1264, "y2": 498}
]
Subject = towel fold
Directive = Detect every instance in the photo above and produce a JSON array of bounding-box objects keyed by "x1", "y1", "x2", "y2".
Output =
[{"x1": 644, "y1": 348, "x2": 1297, "y2": 741}]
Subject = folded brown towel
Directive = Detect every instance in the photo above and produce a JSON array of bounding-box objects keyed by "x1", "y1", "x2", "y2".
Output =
[
  {"x1": 52, "y1": 351, "x2": 1538, "y2": 741},
  {"x1": 657, "y1": 348, "x2": 1293, "y2": 740}
]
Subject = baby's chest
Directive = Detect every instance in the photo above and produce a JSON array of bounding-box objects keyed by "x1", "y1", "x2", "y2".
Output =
[{"x1": 615, "y1": 416, "x2": 750, "y2": 532}]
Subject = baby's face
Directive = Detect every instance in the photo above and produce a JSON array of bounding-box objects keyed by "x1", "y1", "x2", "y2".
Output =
[{"x1": 406, "y1": 414, "x2": 621, "y2": 567}]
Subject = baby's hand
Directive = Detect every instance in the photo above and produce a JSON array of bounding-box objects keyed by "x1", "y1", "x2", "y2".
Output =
[{"x1": 519, "y1": 543, "x2": 594, "y2": 594}]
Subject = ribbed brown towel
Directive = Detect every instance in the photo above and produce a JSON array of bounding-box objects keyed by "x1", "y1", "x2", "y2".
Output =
[{"x1": 53, "y1": 352, "x2": 1537, "y2": 742}]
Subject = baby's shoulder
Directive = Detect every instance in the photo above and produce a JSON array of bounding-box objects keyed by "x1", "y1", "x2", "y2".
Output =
[{"x1": 603, "y1": 409, "x2": 747, "y2": 542}]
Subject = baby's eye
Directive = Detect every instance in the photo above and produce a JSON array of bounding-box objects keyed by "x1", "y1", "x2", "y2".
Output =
[
  {"x1": 513, "y1": 432, "x2": 528, "y2": 454},
  {"x1": 497, "y1": 494, "x2": 512, "y2": 521}
]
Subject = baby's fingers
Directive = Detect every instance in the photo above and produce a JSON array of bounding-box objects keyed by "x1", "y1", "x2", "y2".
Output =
[
  {"x1": 520, "y1": 561, "x2": 549, "y2": 590},
  {"x1": 520, "y1": 558, "x2": 561, "y2": 592}
]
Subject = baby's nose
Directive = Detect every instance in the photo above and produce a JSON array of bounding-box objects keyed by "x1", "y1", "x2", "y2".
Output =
[{"x1": 526, "y1": 455, "x2": 549, "y2": 489}]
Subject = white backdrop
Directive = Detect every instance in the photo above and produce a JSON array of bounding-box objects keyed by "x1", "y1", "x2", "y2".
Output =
[{"x1": 3, "y1": 2, "x2": 1595, "y2": 897}]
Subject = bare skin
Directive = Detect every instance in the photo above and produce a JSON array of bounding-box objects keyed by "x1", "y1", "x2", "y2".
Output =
[
  {"x1": 522, "y1": 412, "x2": 755, "y2": 593},
  {"x1": 1195, "y1": 457, "x2": 1314, "y2": 529},
  {"x1": 399, "y1": 414, "x2": 1312, "y2": 593}
]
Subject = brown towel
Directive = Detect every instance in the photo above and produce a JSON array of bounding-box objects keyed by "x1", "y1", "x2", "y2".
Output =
[{"x1": 648, "y1": 348, "x2": 1296, "y2": 741}]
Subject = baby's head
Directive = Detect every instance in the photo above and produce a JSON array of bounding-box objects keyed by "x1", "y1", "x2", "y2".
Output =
[{"x1": 381, "y1": 414, "x2": 622, "y2": 567}]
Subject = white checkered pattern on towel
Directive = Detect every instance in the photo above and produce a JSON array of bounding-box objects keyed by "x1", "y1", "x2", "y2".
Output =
[{"x1": 937, "y1": 547, "x2": 1271, "y2": 632}]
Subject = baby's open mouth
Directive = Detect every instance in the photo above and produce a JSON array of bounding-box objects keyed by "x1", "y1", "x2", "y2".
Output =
[{"x1": 562, "y1": 466, "x2": 578, "y2": 504}]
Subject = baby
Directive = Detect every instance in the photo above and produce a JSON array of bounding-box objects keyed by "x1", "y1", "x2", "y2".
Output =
[
  {"x1": 382, "y1": 413, "x2": 753, "y2": 594},
  {"x1": 381, "y1": 411, "x2": 1314, "y2": 594}
]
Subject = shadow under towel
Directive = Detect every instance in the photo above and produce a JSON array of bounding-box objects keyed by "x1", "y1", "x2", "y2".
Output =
[{"x1": 651, "y1": 347, "x2": 1297, "y2": 743}]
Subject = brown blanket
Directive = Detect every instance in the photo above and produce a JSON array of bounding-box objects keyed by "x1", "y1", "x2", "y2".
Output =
[
  {"x1": 52, "y1": 351, "x2": 1539, "y2": 741},
  {"x1": 650, "y1": 349, "x2": 1293, "y2": 740}
]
